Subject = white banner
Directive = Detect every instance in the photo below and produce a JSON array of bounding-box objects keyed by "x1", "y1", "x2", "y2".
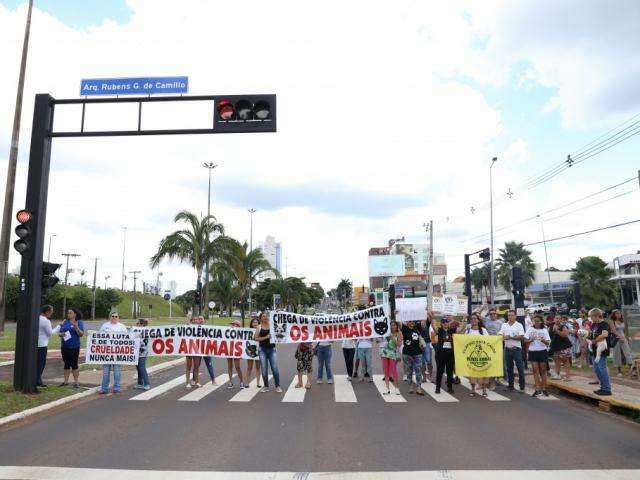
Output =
[
  {"x1": 269, "y1": 306, "x2": 391, "y2": 343},
  {"x1": 85, "y1": 331, "x2": 140, "y2": 365}
]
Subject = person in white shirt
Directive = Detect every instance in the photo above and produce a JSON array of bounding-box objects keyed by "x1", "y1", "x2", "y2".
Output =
[
  {"x1": 525, "y1": 314, "x2": 551, "y2": 397},
  {"x1": 37, "y1": 305, "x2": 54, "y2": 387},
  {"x1": 465, "y1": 314, "x2": 489, "y2": 397},
  {"x1": 99, "y1": 312, "x2": 128, "y2": 394},
  {"x1": 499, "y1": 309, "x2": 526, "y2": 393},
  {"x1": 356, "y1": 338, "x2": 373, "y2": 382}
]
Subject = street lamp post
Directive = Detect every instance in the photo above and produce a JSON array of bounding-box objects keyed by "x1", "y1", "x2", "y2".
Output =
[
  {"x1": 203, "y1": 163, "x2": 217, "y2": 317},
  {"x1": 121, "y1": 226, "x2": 127, "y2": 291},
  {"x1": 248, "y1": 209, "x2": 257, "y2": 315},
  {"x1": 104, "y1": 275, "x2": 111, "y2": 290},
  {"x1": 538, "y1": 216, "x2": 555, "y2": 304},
  {"x1": 129, "y1": 270, "x2": 141, "y2": 319},
  {"x1": 61, "y1": 253, "x2": 80, "y2": 318},
  {"x1": 47, "y1": 233, "x2": 56, "y2": 262},
  {"x1": 489, "y1": 157, "x2": 497, "y2": 306}
]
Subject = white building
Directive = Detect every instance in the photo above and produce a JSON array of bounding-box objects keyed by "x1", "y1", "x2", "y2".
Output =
[
  {"x1": 258, "y1": 235, "x2": 282, "y2": 281},
  {"x1": 168, "y1": 280, "x2": 178, "y2": 298}
]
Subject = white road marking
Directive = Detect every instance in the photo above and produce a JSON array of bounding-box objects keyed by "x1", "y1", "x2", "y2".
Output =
[
  {"x1": 129, "y1": 375, "x2": 185, "y2": 401},
  {"x1": 420, "y1": 381, "x2": 459, "y2": 403},
  {"x1": 524, "y1": 386, "x2": 558, "y2": 400},
  {"x1": 372, "y1": 375, "x2": 406, "y2": 402},
  {"x1": 1, "y1": 467, "x2": 638, "y2": 480},
  {"x1": 282, "y1": 375, "x2": 308, "y2": 403},
  {"x1": 0, "y1": 360, "x2": 15, "y2": 367},
  {"x1": 178, "y1": 374, "x2": 230, "y2": 402},
  {"x1": 458, "y1": 377, "x2": 510, "y2": 401},
  {"x1": 229, "y1": 376, "x2": 272, "y2": 402},
  {"x1": 333, "y1": 374, "x2": 357, "y2": 402}
]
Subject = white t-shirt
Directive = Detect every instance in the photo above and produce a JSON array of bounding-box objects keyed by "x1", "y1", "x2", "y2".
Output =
[
  {"x1": 525, "y1": 315, "x2": 533, "y2": 328},
  {"x1": 466, "y1": 327, "x2": 488, "y2": 335},
  {"x1": 38, "y1": 315, "x2": 52, "y2": 348},
  {"x1": 357, "y1": 339, "x2": 372, "y2": 349},
  {"x1": 318, "y1": 341, "x2": 331, "y2": 347},
  {"x1": 341, "y1": 339, "x2": 356, "y2": 349},
  {"x1": 499, "y1": 321, "x2": 525, "y2": 349},
  {"x1": 100, "y1": 321, "x2": 128, "y2": 333},
  {"x1": 525, "y1": 326, "x2": 551, "y2": 351}
]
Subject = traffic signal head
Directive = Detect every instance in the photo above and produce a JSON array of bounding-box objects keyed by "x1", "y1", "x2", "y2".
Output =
[
  {"x1": 479, "y1": 248, "x2": 490, "y2": 262},
  {"x1": 13, "y1": 209, "x2": 33, "y2": 256},
  {"x1": 42, "y1": 262, "x2": 62, "y2": 289},
  {"x1": 214, "y1": 95, "x2": 276, "y2": 133}
]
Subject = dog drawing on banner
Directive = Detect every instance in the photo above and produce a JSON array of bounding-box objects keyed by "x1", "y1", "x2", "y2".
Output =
[{"x1": 273, "y1": 314, "x2": 288, "y2": 341}]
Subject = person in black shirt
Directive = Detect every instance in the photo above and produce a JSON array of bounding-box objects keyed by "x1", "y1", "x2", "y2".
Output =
[
  {"x1": 401, "y1": 321, "x2": 425, "y2": 395},
  {"x1": 589, "y1": 308, "x2": 612, "y2": 396},
  {"x1": 420, "y1": 311, "x2": 433, "y2": 382},
  {"x1": 549, "y1": 316, "x2": 573, "y2": 381},
  {"x1": 430, "y1": 317, "x2": 456, "y2": 394}
]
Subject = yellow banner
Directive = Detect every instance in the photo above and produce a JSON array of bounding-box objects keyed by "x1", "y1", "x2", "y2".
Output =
[{"x1": 453, "y1": 334, "x2": 504, "y2": 377}]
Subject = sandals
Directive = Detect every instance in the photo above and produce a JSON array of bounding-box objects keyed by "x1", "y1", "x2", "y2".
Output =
[{"x1": 295, "y1": 383, "x2": 303, "y2": 389}]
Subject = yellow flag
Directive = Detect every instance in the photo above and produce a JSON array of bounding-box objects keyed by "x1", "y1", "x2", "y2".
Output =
[{"x1": 453, "y1": 334, "x2": 504, "y2": 377}]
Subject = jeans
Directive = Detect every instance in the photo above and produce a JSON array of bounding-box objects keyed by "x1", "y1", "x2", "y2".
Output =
[
  {"x1": 592, "y1": 356, "x2": 611, "y2": 393},
  {"x1": 422, "y1": 344, "x2": 432, "y2": 365},
  {"x1": 356, "y1": 348, "x2": 372, "y2": 377},
  {"x1": 342, "y1": 348, "x2": 355, "y2": 377},
  {"x1": 101, "y1": 364, "x2": 121, "y2": 392},
  {"x1": 136, "y1": 357, "x2": 150, "y2": 387},
  {"x1": 202, "y1": 356, "x2": 215, "y2": 382},
  {"x1": 37, "y1": 346, "x2": 47, "y2": 386},
  {"x1": 403, "y1": 354, "x2": 423, "y2": 386},
  {"x1": 259, "y1": 346, "x2": 280, "y2": 388},
  {"x1": 505, "y1": 347, "x2": 525, "y2": 390},
  {"x1": 435, "y1": 349, "x2": 454, "y2": 391},
  {"x1": 316, "y1": 345, "x2": 333, "y2": 380}
]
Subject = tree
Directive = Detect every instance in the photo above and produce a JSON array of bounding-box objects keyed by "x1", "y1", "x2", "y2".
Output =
[
  {"x1": 336, "y1": 278, "x2": 352, "y2": 311},
  {"x1": 208, "y1": 269, "x2": 238, "y2": 317},
  {"x1": 545, "y1": 266, "x2": 560, "y2": 272},
  {"x1": 470, "y1": 267, "x2": 484, "y2": 302},
  {"x1": 213, "y1": 238, "x2": 278, "y2": 324},
  {"x1": 94, "y1": 289, "x2": 123, "y2": 318},
  {"x1": 150, "y1": 211, "x2": 224, "y2": 313},
  {"x1": 571, "y1": 256, "x2": 617, "y2": 308},
  {"x1": 495, "y1": 241, "x2": 535, "y2": 302}
]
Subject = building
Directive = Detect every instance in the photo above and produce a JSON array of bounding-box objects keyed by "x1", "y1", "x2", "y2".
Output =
[
  {"x1": 168, "y1": 280, "x2": 178, "y2": 299},
  {"x1": 527, "y1": 263, "x2": 575, "y2": 303},
  {"x1": 610, "y1": 253, "x2": 640, "y2": 308},
  {"x1": 258, "y1": 235, "x2": 282, "y2": 281}
]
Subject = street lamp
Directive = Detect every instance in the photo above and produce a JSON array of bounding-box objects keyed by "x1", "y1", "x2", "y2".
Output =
[
  {"x1": 121, "y1": 226, "x2": 127, "y2": 291},
  {"x1": 248, "y1": 208, "x2": 257, "y2": 316},
  {"x1": 203, "y1": 162, "x2": 218, "y2": 317},
  {"x1": 104, "y1": 275, "x2": 111, "y2": 290},
  {"x1": 47, "y1": 233, "x2": 56, "y2": 262},
  {"x1": 489, "y1": 156, "x2": 497, "y2": 306}
]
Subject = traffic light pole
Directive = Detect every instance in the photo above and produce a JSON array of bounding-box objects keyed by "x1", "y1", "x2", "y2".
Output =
[
  {"x1": 464, "y1": 248, "x2": 491, "y2": 319},
  {"x1": 14, "y1": 94, "x2": 53, "y2": 393}
]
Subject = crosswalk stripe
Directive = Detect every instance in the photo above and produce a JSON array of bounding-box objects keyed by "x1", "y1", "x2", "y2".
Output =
[
  {"x1": 178, "y1": 374, "x2": 230, "y2": 402},
  {"x1": 420, "y1": 381, "x2": 459, "y2": 402},
  {"x1": 282, "y1": 375, "x2": 309, "y2": 402},
  {"x1": 333, "y1": 374, "x2": 357, "y2": 402},
  {"x1": 372, "y1": 375, "x2": 406, "y2": 402},
  {"x1": 524, "y1": 386, "x2": 558, "y2": 400},
  {"x1": 130, "y1": 375, "x2": 185, "y2": 401},
  {"x1": 229, "y1": 376, "x2": 271, "y2": 402},
  {"x1": 458, "y1": 377, "x2": 510, "y2": 401}
]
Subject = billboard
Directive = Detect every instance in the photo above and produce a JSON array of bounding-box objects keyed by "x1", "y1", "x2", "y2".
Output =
[{"x1": 368, "y1": 255, "x2": 405, "y2": 277}]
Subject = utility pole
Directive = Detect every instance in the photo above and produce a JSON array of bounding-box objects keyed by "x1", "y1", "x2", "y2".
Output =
[
  {"x1": 47, "y1": 233, "x2": 56, "y2": 262},
  {"x1": 129, "y1": 270, "x2": 141, "y2": 319},
  {"x1": 489, "y1": 156, "x2": 497, "y2": 306},
  {"x1": 120, "y1": 226, "x2": 127, "y2": 291},
  {"x1": 203, "y1": 162, "x2": 217, "y2": 317},
  {"x1": 538, "y1": 217, "x2": 554, "y2": 304},
  {"x1": 0, "y1": 0, "x2": 34, "y2": 333},
  {"x1": 248, "y1": 208, "x2": 256, "y2": 315},
  {"x1": 91, "y1": 258, "x2": 98, "y2": 320},
  {"x1": 104, "y1": 275, "x2": 110, "y2": 290},
  {"x1": 61, "y1": 253, "x2": 80, "y2": 318},
  {"x1": 423, "y1": 221, "x2": 434, "y2": 312}
]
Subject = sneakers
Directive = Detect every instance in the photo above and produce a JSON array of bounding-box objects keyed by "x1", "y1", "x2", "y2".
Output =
[
  {"x1": 227, "y1": 383, "x2": 234, "y2": 389},
  {"x1": 550, "y1": 374, "x2": 562, "y2": 380},
  {"x1": 543, "y1": 390, "x2": 550, "y2": 397},
  {"x1": 532, "y1": 390, "x2": 541, "y2": 397},
  {"x1": 327, "y1": 378, "x2": 334, "y2": 384},
  {"x1": 316, "y1": 379, "x2": 324, "y2": 384},
  {"x1": 133, "y1": 384, "x2": 145, "y2": 390},
  {"x1": 594, "y1": 389, "x2": 612, "y2": 396},
  {"x1": 260, "y1": 387, "x2": 269, "y2": 393},
  {"x1": 434, "y1": 388, "x2": 441, "y2": 394},
  {"x1": 346, "y1": 376, "x2": 353, "y2": 382},
  {"x1": 143, "y1": 385, "x2": 150, "y2": 390},
  {"x1": 416, "y1": 387, "x2": 425, "y2": 396},
  {"x1": 447, "y1": 386, "x2": 454, "y2": 394},
  {"x1": 276, "y1": 387, "x2": 283, "y2": 393},
  {"x1": 186, "y1": 383, "x2": 192, "y2": 389},
  {"x1": 72, "y1": 383, "x2": 80, "y2": 389}
]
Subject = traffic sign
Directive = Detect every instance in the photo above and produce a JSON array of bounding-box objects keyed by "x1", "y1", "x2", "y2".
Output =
[
  {"x1": 80, "y1": 77, "x2": 188, "y2": 96},
  {"x1": 208, "y1": 301, "x2": 215, "y2": 309}
]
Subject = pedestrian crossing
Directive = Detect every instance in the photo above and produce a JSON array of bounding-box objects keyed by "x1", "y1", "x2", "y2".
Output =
[{"x1": 128, "y1": 372, "x2": 558, "y2": 404}]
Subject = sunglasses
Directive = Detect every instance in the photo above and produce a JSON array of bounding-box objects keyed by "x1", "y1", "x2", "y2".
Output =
[{"x1": 111, "y1": 315, "x2": 119, "y2": 318}]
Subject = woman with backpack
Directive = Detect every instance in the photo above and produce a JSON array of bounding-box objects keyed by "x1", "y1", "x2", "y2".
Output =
[{"x1": 465, "y1": 313, "x2": 489, "y2": 397}]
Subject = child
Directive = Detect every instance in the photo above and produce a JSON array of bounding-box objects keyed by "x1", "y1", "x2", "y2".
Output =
[{"x1": 134, "y1": 318, "x2": 150, "y2": 390}]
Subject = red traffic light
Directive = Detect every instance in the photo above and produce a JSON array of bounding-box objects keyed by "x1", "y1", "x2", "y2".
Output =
[
  {"x1": 217, "y1": 100, "x2": 235, "y2": 120},
  {"x1": 16, "y1": 209, "x2": 31, "y2": 223}
]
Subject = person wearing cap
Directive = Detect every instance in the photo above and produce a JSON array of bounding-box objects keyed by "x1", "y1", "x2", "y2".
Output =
[{"x1": 227, "y1": 319, "x2": 247, "y2": 389}]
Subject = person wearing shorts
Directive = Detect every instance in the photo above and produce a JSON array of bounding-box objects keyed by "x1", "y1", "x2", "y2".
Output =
[
  {"x1": 356, "y1": 338, "x2": 373, "y2": 382},
  {"x1": 59, "y1": 307, "x2": 85, "y2": 388},
  {"x1": 550, "y1": 317, "x2": 572, "y2": 381},
  {"x1": 525, "y1": 315, "x2": 551, "y2": 397}
]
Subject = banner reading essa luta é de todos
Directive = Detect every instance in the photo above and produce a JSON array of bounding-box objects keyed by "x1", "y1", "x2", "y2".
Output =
[
  {"x1": 131, "y1": 325, "x2": 258, "y2": 360},
  {"x1": 269, "y1": 306, "x2": 391, "y2": 343},
  {"x1": 85, "y1": 331, "x2": 140, "y2": 365}
]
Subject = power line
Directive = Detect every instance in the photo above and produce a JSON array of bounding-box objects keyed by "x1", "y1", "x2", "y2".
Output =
[
  {"x1": 542, "y1": 189, "x2": 634, "y2": 223},
  {"x1": 572, "y1": 118, "x2": 640, "y2": 160},
  {"x1": 572, "y1": 111, "x2": 640, "y2": 156},
  {"x1": 523, "y1": 219, "x2": 640, "y2": 247}
]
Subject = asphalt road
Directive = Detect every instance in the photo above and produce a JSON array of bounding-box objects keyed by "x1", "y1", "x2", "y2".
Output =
[{"x1": 0, "y1": 344, "x2": 639, "y2": 473}]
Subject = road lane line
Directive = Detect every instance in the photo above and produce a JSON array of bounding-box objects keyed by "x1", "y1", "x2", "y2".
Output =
[
  {"x1": 282, "y1": 375, "x2": 308, "y2": 402},
  {"x1": 130, "y1": 375, "x2": 185, "y2": 401},
  {"x1": 372, "y1": 375, "x2": 406, "y2": 402},
  {"x1": 178, "y1": 374, "x2": 230, "y2": 402},
  {"x1": 524, "y1": 386, "x2": 558, "y2": 400},
  {"x1": 420, "y1": 381, "x2": 459, "y2": 402},
  {"x1": 229, "y1": 377, "x2": 271, "y2": 402},
  {"x1": 333, "y1": 374, "x2": 357, "y2": 402},
  {"x1": 458, "y1": 377, "x2": 510, "y2": 401}
]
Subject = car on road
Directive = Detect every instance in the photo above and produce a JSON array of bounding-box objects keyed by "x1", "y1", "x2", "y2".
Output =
[{"x1": 526, "y1": 303, "x2": 546, "y2": 314}]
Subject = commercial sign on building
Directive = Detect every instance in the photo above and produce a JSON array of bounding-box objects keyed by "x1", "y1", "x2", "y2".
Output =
[
  {"x1": 368, "y1": 254, "x2": 405, "y2": 277},
  {"x1": 80, "y1": 76, "x2": 189, "y2": 96}
]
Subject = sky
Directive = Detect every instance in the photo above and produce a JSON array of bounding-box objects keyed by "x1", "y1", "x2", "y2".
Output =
[{"x1": 0, "y1": 0, "x2": 639, "y2": 295}]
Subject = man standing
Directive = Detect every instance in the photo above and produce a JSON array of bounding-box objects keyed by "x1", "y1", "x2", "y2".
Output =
[
  {"x1": 499, "y1": 309, "x2": 526, "y2": 393},
  {"x1": 589, "y1": 308, "x2": 612, "y2": 396},
  {"x1": 37, "y1": 305, "x2": 54, "y2": 387},
  {"x1": 484, "y1": 308, "x2": 504, "y2": 388},
  {"x1": 99, "y1": 312, "x2": 128, "y2": 394}
]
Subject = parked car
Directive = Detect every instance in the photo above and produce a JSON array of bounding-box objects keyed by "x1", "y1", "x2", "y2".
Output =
[{"x1": 526, "y1": 303, "x2": 546, "y2": 314}]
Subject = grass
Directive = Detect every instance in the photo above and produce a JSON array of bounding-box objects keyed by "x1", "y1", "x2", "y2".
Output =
[
  {"x1": 117, "y1": 293, "x2": 183, "y2": 320},
  {"x1": 0, "y1": 382, "x2": 80, "y2": 418}
]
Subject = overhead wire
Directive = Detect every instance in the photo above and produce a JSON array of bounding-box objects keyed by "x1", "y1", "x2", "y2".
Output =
[{"x1": 523, "y1": 219, "x2": 640, "y2": 247}]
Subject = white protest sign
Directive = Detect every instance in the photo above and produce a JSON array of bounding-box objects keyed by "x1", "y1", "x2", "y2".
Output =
[
  {"x1": 85, "y1": 331, "x2": 140, "y2": 365},
  {"x1": 395, "y1": 297, "x2": 427, "y2": 322}
]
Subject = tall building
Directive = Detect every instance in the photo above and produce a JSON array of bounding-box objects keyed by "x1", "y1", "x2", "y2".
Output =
[
  {"x1": 258, "y1": 235, "x2": 282, "y2": 281},
  {"x1": 168, "y1": 280, "x2": 178, "y2": 298}
]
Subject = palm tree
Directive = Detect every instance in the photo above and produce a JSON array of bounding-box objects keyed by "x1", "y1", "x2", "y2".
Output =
[
  {"x1": 495, "y1": 241, "x2": 535, "y2": 303},
  {"x1": 208, "y1": 268, "x2": 238, "y2": 317},
  {"x1": 336, "y1": 278, "x2": 352, "y2": 311},
  {"x1": 571, "y1": 256, "x2": 617, "y2": 308},
  {"x1": 150, "y1": 211, "x2": 224, "y2": 313},
  {"x1": 213, "y1": 238, "x2": 278, "y2": 324},
  {"x1": 470, "y1": 267, "x2": 483, "y2": 302}
]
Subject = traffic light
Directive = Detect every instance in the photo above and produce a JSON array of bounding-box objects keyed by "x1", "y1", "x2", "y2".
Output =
[
  {"x1": 42, "y1": 262, "x2": 61, "y2": 289},
  {"x1": 479, "y1": 248, "x2": 490, "y2": 262},
  {"x1": 214, "y1": 95, "x2": 276, "y2": 133},
  {"x1": 13, "y1": 209, "x2": 33, "y2": 256},
  {"x1": 511, "y1": 266, "x2": 525, "y2": 297}
]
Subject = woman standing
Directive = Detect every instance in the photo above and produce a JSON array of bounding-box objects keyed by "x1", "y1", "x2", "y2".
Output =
[
  {"x1": 134, "y1": 318, "x2": 150, "y2": 390},
  {"x1": 465, "y1": 314, "x2": 489, "y2": 397},
  {"x1": 430, "y1": 317, "x2": 456, "y2": 394},
  {"x1": 254, "y1": 312, "x2": 282, "y2": 393},
  {"x1": 525, "y1": 314, "x2": 551, "y2": 397},
  {"x1": 245, "y1": 317, "x2": 262, "y2": 388},
  {"x1": 549, "y1": 316, "x2": 572, "y2": 381},
  {"x1": 380, "y1": 320, "x2": 402, "y2": 395},
  {"x1": 316, "y1": 339, "x2": 334, "y2": 384},
  {"x1": 341, "y1": 338, "x2": 356, "y2": 380},
  {"x1": 577, "y1": 309, "x2": 592, "y2": 368},
  {"x1": 611, "y1": 310, "x2": 633, "y2": 376},
  {"x1": 294, "y1": 342, "x2": 313, "y2": 389},
  {"x1": 226, "y1": 319, "x2": 246, "y2": 389},
  {"x1": 185, "y1": 316, "x2": 203, "y2": 389},
  {"x1": 59, "y1": 307, "x2": 85, "y2": 388}
]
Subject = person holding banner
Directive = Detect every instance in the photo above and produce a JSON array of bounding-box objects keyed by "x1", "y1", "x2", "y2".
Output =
[
  {"x1": 316, "y1": 340, "x2": 334, "y2": 384},
  {"x1": 380, "y1": 321, "x2": 402, "y2": 395},
  {"x1": 99, "y1": 312, "x2": 128, "y2": 394},
  {"x1": 246, "y1": 317, "x2": 262, "y2": 388},
  {"x1": 401, "y1": 320, "x2": 425, "y2": 395},
  {"x1": 525, "y1": 314, "x2": 551, "y2": 397},
  {"x1": 227, "y1": 319, "x2": 247, "y2": 389},
  {"x1": 430, "y1": 317, "x2": 456, "y2": 394},
  {"x1": 185, "y1": 317, "x2": 203, "y2": 389},
  {"x1": 341, "y1": 338, "x2": 356, "y2": 380},
  {"x1": 295, "y1": 342, "x2": 313, "y2": 389},
  {"x1": 464, "y1": 314, "x2": 489, "y2": 397},
  {"x1": 192, "y1": 316, "x2": 217, "y2": 386},
  {"x1": 134, "y1": 318, "x2": 150, "y2": 390},
  {"x1": 254, "y1": 312, "x2": 282, "y2": 393},
  {"x1": 356, "y1": 338, "x2": 373, "y2": 382}
]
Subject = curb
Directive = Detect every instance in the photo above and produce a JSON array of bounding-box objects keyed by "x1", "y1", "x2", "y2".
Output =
[
  {"x1": 547, "y1": 379, "x2": 640, "y2": 413},
  {"x1": 0, "y1": 357, "x2": 185, "y2": 428}
]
